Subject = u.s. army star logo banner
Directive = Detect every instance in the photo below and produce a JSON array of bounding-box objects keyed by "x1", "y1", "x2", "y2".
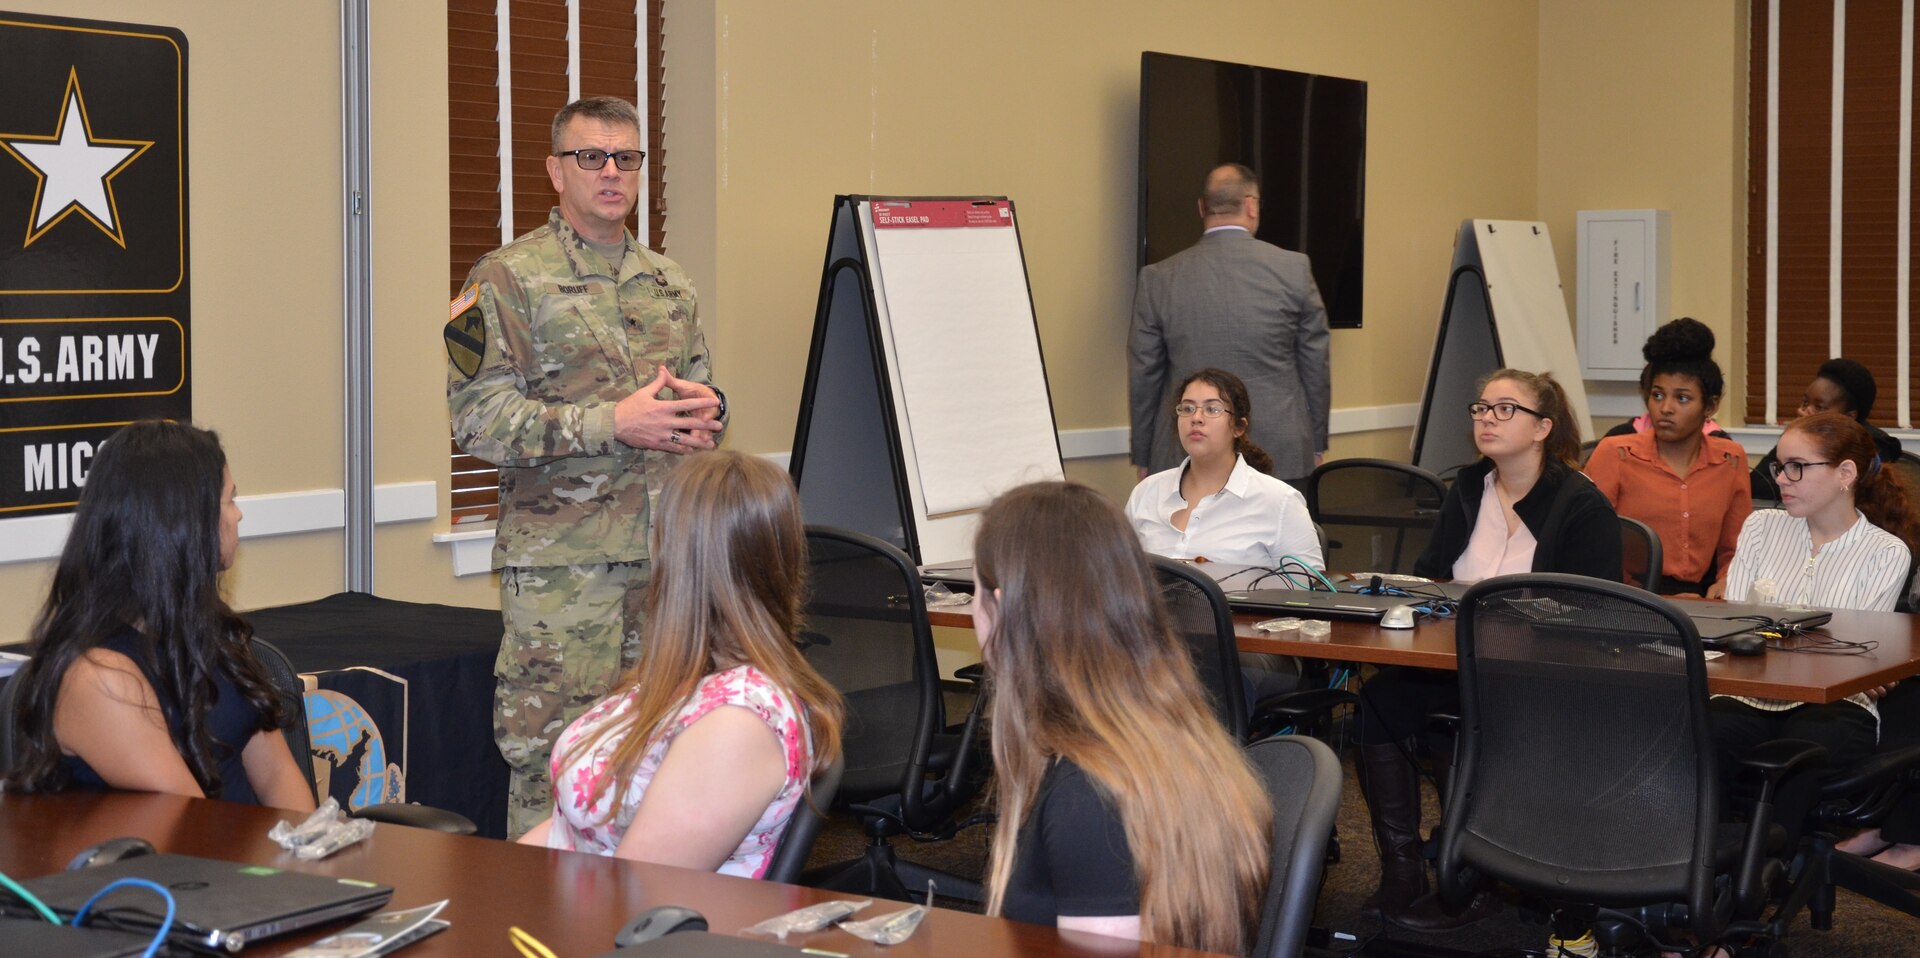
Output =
[{"x1": 0, "y1": 12, "x2": 190, "y2": 517}]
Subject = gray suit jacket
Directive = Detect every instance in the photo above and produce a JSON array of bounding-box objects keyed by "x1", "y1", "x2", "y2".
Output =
[{"x1": 1128, "y1": 228, "x2": 1332, "y2": 480}]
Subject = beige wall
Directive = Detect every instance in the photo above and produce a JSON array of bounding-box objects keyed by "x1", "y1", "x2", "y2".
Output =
[
  {"x1": 693, "y1": 0, "x2": 1542, "y2": 507},
  {"x1": 0, "y1": 1, "x2": 1754, "y2": 641},
  {"x1": 1536, "y1": 1, "x2": 1749, "y2": 419}
]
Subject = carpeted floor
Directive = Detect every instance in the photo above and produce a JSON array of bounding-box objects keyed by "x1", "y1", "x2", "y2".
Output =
[{"x1": 803, "y1": 750, "x2": 1920, "y2": 956}]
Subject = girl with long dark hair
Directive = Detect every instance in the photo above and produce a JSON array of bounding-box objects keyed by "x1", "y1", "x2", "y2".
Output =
[{"x1": 5, "y1": 421, "x2": 313, "y2": 809}]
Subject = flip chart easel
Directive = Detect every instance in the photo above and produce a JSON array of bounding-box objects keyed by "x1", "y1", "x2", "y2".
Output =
[
  {"x1": 1412, "y1": 220, "x2": 1594, "y2": 474},
  {"x1": 788, "y1": 196, "x2": 1065, "y2": 563}
]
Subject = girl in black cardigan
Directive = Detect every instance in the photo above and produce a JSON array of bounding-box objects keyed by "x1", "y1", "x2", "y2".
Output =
[{"x1": 1362, "y1": 369, "x2": 1619, "y2": 932}]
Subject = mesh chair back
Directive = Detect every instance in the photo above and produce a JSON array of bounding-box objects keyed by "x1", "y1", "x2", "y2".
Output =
[
  {"x1": 251, "y1": 637, "x2": 320, "y2": 803},
  {"x1": 1150, "y1": 557, "x2": 1247, "y2": 740},
  {"x1": 1248, "y1": 736, "x2": 1342, "y2": 958},
  {"x1": 800, "y1": 527, "x2": 943, "y2": 814},
  {"x1": 1437, "y1": 574, "x2": 1718, "y2": 923},
  {"x1": 1618, "y1": 515, "x2": 1664, "y2": 593},
  {"x1": 0, "y1": 672, "x2": 24, "y2": 773},
  {"x1": 1304, "y1": 459, "x2": 1447, "y2": 574},
  {"x1": 764, "y1": 754, "x2": 846, "y2": 883}
]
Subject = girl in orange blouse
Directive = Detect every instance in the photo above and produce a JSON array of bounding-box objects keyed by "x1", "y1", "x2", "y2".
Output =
[{"x1": 1584, "y1": 318, "x2": 1751, "y2": 596}]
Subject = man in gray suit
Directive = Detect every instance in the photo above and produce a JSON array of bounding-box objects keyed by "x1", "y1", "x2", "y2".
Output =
[{"x1": 1128, "y1": 163, "x2": 1332, "y2": 484}]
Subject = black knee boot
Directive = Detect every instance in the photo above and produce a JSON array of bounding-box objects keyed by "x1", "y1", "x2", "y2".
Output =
[{"x1": 1359, "y1": 741, "x2": 1428, "y2": 916}]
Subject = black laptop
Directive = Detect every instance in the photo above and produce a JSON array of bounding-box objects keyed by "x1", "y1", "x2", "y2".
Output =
[
  {"x1": 917, "y1": 559, "x2": 976, "y2": 593},
  {"x1": 1222, "y1": 589, "x2": 1413, "y2": 621},
  {"x1": 21, "y1": 854, "x2": 394, "y2": 952},
  {"x1": 0, "y1": 918, "x2": 151, "y2": 958}
]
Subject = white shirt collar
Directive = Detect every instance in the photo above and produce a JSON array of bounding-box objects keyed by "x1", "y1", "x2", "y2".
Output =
[{"x1": 1203, "y1": 224, "x2": 1250, "y2": 235}]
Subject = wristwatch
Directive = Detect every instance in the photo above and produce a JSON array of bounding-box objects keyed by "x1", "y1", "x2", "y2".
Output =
[{"x1": 711, "y1": 385, "x2": 728, "y2": 422}]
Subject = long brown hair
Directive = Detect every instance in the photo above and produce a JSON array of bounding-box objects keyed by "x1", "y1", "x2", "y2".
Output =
[
  {"x1": 1178, "y1": 368, "x2": 1275, "y2": 474},
  {"x1": 559, "y1": 451, "x2": 843, "y2": 812},
  {"x1": 1479, "y1": 367, "x2": 1582, "y2": 469},
  {"x1": 1787, "y1": 412, "x2": 1920, "y2": 548},
  {"x1": 975, "y1": 482, "x2": 1270, "y2": 953}
]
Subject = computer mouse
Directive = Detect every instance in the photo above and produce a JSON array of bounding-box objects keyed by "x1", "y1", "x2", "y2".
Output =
[
  {"x1": 614, "y1": 905, "x2": 709, "y2": 946},
  {"x1": 1725, "y1": 634, "x2": 1767, "y2": 656},
  {"x1": 66, "y1": 836, "x2": 156, "y2": 871},
  {"x1": 1380, "y1": 605, "x2": 1417, "y2": 630}
]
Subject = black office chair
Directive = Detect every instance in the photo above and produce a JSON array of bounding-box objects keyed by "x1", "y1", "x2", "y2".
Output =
[
  {"x1": 0, "y1": 672, "x2": 23, "y2": 773},
  {"x1": 1304, "y1": 459, "x2": 1447, "y2": 575},
  {"x1": 1434, "y1": 574, "x2": 1824, "y2": 954},
  {"x1": 1149, "y1": 557, "x2": 1356, "y2": 745},
  {"x1": 1618, "y1": 515, "x2": 1664, "y2": 594},
  {"x1": 252, "y1": 638, "x2": 477, "y2": 833},
  {"x1": 1247, "y1": 735, "x2": 1343, "y2": 958},
  {"x1": 763, "y1": 755, "x2": 846, "y2": 884},
  {"x1": 1152, "y1": 556, "x2": 1248, "y2": 739},
  {"x1": 798, "y1": 526, "x2": 985, "y2": 904}
]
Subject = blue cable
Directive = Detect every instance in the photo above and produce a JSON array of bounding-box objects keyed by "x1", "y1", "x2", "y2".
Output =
[{"x1": 72, "y1": 877, "x2": 174, "y2": 958}]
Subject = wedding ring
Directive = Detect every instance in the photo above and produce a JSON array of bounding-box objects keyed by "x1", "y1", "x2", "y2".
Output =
[{"x1": 669, "y1": 432, "x2": 681, "y2": 444}]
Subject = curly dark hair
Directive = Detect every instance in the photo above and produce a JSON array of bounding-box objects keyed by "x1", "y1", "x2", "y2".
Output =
[{"x1": 1639, "y1": 317, "x2": 1724, "y2": 402}]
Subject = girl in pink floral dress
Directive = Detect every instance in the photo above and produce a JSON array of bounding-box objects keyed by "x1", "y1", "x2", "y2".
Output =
[{"x1": 517, "y1": 451, "x2": 843, "y2": 878}]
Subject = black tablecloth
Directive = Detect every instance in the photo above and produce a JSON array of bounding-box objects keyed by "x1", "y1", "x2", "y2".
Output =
[{"x1": 247, "y1": 592, "x2": 508, "y2": 838}]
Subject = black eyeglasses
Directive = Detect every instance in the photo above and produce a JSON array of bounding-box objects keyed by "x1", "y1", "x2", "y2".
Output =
[
  {"x1": 554, "y1": 148, "x2": 646, "y2": 171},
  {"x1": 1467, "y1": 401, "x2": 1545, "y2": 422},
  {"x1": 1767, "y1": 459, "x2": 1836, "y2": 482}
]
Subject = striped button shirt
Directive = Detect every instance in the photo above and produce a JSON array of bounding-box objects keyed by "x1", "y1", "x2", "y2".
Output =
[{"x1": 1721, "y1": 508, "x2": 1910, "y2": 717}]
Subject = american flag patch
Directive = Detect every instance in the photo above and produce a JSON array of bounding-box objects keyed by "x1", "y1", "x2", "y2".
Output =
[{"x1": 449, "y1": 285, "x2": 479, "y2": 320}]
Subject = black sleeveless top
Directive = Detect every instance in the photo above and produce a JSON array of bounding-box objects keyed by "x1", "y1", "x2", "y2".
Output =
[{"x1": 62, "y1": 626, "x2": 264, "y2": 804}]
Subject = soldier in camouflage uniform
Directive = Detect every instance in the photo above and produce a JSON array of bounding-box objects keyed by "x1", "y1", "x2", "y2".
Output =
[{"x1": 445, "y1": 97, "x2": 726, "y2": 837}]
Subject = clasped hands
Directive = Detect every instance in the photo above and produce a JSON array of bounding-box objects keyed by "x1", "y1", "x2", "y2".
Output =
[{"x1": 614, "y1": 365, "x2": 723, "y2": 454}]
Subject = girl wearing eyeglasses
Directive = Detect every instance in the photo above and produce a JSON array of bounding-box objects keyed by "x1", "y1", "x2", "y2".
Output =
[
  {"x1": 1124, "y1": 368, "x2": 1321, "y2": 574},
  {"x1": 1358, "y1": 368, "x2": 1620, "y2": 932},
  {"x1": 1583, "y1": 318, "x2": 1752, "y2": 596},
  {"x1": 1710, "y1": 413, "x2": 1916, "y2": 825}
]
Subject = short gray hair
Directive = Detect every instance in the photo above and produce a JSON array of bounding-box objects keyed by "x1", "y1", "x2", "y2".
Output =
[
  {"x1": 1200, "y1": 163, "x2": 1258, "y2": 216},
  {"x1": 550, "y1": 97, "x2": 641, "y2": 153}
]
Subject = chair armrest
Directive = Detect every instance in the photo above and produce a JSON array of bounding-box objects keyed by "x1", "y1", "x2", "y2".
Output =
[
  {"x1": 1247, "y1": 688, "x2": 1357, "y2": 741},
  {"x1": 1737, "y1": 738, "x2": 1828, "y2": 785},
  {"x1": 953, "y1": 662, "x2": 985, "y2": 686},
  {"x1": 353, "y1": 803, "x2": 478, "y2": 835},
  {"x1": 1821, "y1": 745, "x2": 1920, "y2": 798}
]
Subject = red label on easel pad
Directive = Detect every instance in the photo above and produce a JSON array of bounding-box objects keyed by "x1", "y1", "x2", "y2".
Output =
[{"x1": 870, "y1": 200, "x2": 1012, "y2": 229}]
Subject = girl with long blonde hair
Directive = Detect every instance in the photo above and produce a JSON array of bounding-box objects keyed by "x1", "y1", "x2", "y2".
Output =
[
  {"x1": 973, "y1": 481, "x2": 1270, "y2": 952},
  {"x1": 518, "y1": 451, "x2": 843, "y2": 877}
]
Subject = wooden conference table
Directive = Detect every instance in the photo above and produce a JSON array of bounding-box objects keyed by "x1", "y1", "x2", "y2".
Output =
[
  {"x1": 928, "y1": 603, "x2": 1920, "y2": 704},
  {"x1": 0, "y1": 790, "x2": 1222, "y2": 958}
]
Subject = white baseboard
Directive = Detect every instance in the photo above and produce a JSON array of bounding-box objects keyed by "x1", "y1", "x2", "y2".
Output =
[{"x1": 0, "y1": 480, "x2": 443, "y2": 565}]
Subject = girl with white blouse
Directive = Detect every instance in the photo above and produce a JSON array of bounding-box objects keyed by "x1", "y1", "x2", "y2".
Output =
[{"x1": 1125, "y1": 367, "x2": 1321, "y2": 577}]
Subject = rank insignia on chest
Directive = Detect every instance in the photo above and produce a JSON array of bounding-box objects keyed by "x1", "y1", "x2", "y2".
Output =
[
  {"x1": 653, "y1": 269, "x2": 669, "y2": 287},
  {"x1": 444, "y1": 286, "x2": 486, "y2": 379}
]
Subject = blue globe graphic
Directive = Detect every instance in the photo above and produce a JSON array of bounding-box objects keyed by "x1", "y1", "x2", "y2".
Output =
[{"x1": 303, "y1": 689, "x2": 396, "y2": 809}]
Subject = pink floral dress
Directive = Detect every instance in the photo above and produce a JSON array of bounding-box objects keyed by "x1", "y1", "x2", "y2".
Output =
[{"x1": 544, "y1": 665, "x2": 812, "y2": 878}]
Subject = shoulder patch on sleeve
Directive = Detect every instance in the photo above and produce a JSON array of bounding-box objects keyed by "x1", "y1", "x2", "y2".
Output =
[{"x1": 444, "y1": 286, "x2": 486, "y2": 380}]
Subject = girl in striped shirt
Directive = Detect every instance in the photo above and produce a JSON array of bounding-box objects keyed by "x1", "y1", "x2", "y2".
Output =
[{"x1": 1711, "y1": 412, "x2": 1918, "y2": 829}]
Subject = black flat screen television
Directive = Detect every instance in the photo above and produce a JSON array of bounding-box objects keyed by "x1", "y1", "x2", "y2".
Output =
[{"x1": 1138, "y1": 51, "x2": 1367, "y2": 328}]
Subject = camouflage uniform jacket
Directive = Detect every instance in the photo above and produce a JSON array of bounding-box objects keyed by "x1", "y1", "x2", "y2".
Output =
[{"x1": 448, "y1": 207, "x2": 715, "y2": 569}]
